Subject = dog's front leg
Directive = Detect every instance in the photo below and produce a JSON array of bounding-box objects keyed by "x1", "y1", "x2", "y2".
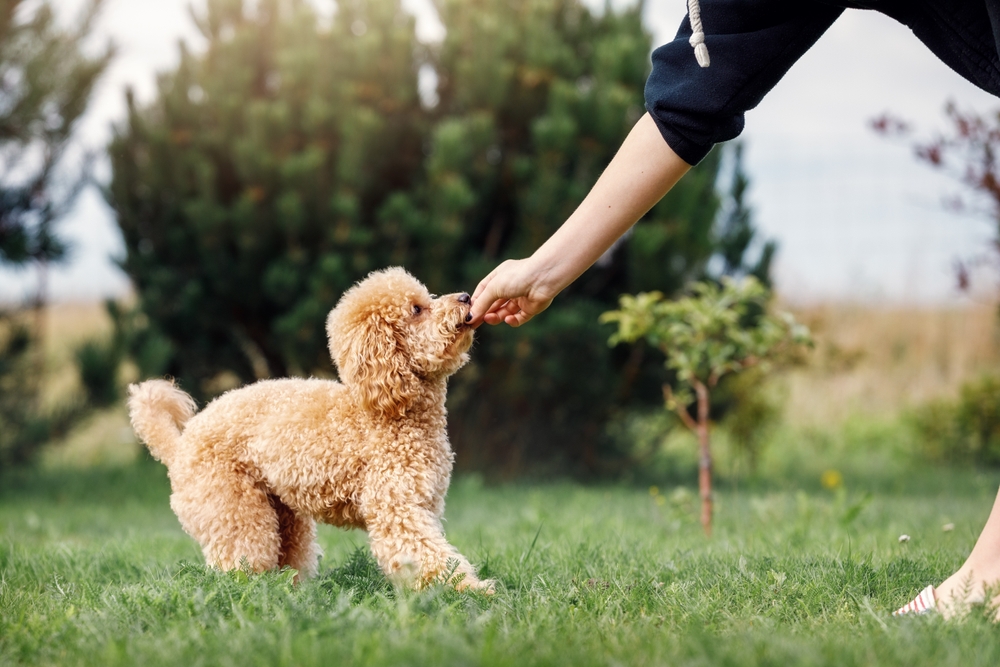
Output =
[{"x1": 362, "y1": 502, "x2": 492, "y2": 592}]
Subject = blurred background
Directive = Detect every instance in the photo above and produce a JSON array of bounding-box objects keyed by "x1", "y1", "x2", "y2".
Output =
[{"x1": 3, "y1": 0, "x2": 1000, "y2": 483}]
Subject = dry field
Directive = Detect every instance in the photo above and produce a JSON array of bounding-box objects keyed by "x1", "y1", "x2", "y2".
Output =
[
  {"x1": 32, "y1": 302, "x2": 135, "y2": 467},
  {"x1": 786, "y1": 301, "x2": 1000, "y2": 427}
]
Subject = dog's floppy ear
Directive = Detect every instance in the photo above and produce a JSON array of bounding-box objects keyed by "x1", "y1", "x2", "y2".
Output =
[{"x1": 328, "y1": 306, "x2": 421, "y2": 418}]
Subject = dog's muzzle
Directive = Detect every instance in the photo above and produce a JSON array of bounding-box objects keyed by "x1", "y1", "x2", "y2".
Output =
[{"x1": 457, "y1": 293, "x2": 473, "y2": 323}]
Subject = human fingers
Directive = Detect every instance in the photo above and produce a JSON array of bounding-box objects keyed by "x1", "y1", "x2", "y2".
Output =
[
  {"x1": 504, "y1": 309, "x2": 534, "y2": 327},
  {"x1": 471, "y1": 265, "x2": 500, "y2": 303},
  {"x1": 479, "y1": 299, "x2": 523, "y2": 327},
  {"x1": 482, "y1": 312, "x2": 502, "y2": 326},
  {"x1": 485, "y1": 299, "x2": 542, "y2": 327},
  {"x1": 469, "y1": 274, "x2": 508, "y2": 324},
  {"x1": 470, "y1": 272, "x2": 525, "y2": 325},
  {"x1": 469, "y1": 295, "x2": 508, "y2": 327},
  {"x1": 472, "y1": 259, "x2": 519, "y2": 305}
]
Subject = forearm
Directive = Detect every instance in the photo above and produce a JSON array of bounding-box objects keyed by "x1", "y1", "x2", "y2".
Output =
[
  {"x1": 468, "y1": 113, "x2": 691, "y2": 327},
  {"x1": 529, "y1": 113, "x2": 691, "y2": 295}
]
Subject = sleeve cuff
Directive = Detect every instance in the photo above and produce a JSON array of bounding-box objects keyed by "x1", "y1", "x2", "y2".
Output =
[{"x1": 644, "y1": 106, "x2": 715, "y2": 166}]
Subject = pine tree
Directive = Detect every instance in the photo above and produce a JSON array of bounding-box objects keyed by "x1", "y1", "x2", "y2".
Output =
[
  {"x1": 712, "y1": 143, "x2": 775, "y2": 286},
  {"x1": 109, "y1": 0, "x2": 427, "y2": 386},
  {"x1": 0, "y1": 0, "x2": 113, "y2": 467},
  {"x1": 1, "y1": 0, "x2": 113, "y2": 282}
]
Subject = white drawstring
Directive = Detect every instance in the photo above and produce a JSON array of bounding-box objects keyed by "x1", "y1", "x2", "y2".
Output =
[{"x1": 687, "y1": 0, "x2": 711, "y2": 68}]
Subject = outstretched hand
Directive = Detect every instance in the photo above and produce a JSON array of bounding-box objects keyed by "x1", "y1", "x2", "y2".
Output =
[
  {"x1": 467, "y1": 258, "x2": 556, "y2": 328},
  {"x1": 466, "y1": 114, "x2": 691, "y2": 329}
]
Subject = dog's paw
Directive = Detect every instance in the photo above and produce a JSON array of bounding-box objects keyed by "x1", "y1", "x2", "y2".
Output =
[
  {"x1": 463, "y1": 578, "x2": 497, "y2": 595},
  {"x1": 387, "y1": 559, "x2": 420, "y2": 589}
]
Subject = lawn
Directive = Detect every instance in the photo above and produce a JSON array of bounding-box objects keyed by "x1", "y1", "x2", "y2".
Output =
[{"x1": 4, "y1": 456, "x2": 1000, "y2": 667}]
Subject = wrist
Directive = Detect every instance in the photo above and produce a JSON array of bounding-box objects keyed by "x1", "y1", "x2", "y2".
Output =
[{"x1": 523, "y1": 251, "x2": 567, "y2": 302}]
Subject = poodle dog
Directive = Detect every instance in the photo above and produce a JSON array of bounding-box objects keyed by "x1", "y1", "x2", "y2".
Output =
[{"x1": 128, "y1": 267, "x2": 491, "y2": 591}]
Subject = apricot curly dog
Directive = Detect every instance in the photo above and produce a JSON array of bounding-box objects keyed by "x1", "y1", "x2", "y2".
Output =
[{"x1": 128, "y1": 267, "x2": 492, "y2": 591}]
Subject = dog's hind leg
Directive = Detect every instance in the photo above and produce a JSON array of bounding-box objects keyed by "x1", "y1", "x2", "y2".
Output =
[
  {"x1": 270, "y1": 494, "x2": 319, "y2": 579},
  {"x1": 171, "y1": 470, "x2": 282, "y2": 573}
]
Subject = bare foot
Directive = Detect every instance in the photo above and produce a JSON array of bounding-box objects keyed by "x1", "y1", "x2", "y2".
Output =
[
  {"x1": 916, "y1": 486, "x2": 1000, "y2": 622},
  {"x1": 934, "y1": 568, "x2": 1000, "y2": 619}
]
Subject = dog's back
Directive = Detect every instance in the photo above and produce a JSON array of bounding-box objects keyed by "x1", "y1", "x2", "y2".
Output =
[
  {"x1": 130, "y1": 378, "x2": 358, "y2": 504},
  {"x1": 179, "y1": 379, "x2": 356, "y2": 491}
]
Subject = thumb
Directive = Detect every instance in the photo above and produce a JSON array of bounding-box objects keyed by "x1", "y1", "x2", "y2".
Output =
[
  {"x1": 468, "y1": 291, "x2": 507, "y2": 327},
  {"x1": 468, "y1": 270, "x2": 502, "y2": 323}
]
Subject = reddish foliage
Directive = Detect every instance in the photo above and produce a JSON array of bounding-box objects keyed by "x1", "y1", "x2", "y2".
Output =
[
  {"x1": 870, "y1": 113, "x2": 910, "y2": 136},
  {"x1": 916, "y1": 143, "x2": 944, "y2": 166},
  {"x1": 913, "y1": 104, "x2": 1000, "y2": 219},
  {"x1": 874, "y1": 103, "x2": 1000, "y2": 293},
  {"x1": 954, "y1": 259, "x2": 970, "y2": 291}
]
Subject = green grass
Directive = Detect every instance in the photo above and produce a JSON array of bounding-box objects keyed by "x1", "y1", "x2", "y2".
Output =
[{"x1": 3, "y1": 457, "x2": 1000, "y2": 666}]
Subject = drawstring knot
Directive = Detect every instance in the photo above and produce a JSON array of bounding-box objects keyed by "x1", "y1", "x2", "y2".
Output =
[{"x1": 687, "y1": 0, "x2": 711, "y2": 67}]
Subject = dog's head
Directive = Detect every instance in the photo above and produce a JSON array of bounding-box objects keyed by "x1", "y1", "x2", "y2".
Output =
[{"x1": 326, "y1": 267, "x2": 474, "y2": 417}]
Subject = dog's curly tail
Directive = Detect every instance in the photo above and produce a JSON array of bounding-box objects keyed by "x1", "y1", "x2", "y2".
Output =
[{"x1": 127, "y1": 379, "x2": 198, "y2": 466}]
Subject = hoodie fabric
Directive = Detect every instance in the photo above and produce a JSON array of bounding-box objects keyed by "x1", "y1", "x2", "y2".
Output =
[{"x1": 645, "y1": 0, "x2": 1000, "y2": 165}]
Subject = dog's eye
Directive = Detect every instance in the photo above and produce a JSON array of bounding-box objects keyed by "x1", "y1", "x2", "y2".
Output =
[{"x1": 412, "y1": 304, "x2": 422, "y2": 316}]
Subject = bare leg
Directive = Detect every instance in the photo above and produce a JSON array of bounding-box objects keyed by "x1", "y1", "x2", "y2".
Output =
[{"x1": 935, "y1": 485, "x2": 1000, "y2": 618}]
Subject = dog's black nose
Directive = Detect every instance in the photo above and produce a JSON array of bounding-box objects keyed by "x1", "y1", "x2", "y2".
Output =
[{"x1": 457, "y1": 293, "x2": 471, "y2": 304}]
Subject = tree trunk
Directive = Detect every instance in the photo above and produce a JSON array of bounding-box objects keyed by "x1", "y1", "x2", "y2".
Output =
[{"x1": 694, "y1": 381, "x2": 713, "y2": 537}]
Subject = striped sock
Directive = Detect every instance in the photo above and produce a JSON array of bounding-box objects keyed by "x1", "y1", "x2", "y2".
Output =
[{"x1": 893, "y1": 585, "x2": 937, "y2": 616}]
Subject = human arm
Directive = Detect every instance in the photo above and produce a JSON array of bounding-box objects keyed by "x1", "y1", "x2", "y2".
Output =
[
  {"x1": 469, "y1": 1, "x2": 848, "y2": 327},
  {"x1": 468, "y1": 112, "x2": 691, "y2": 327}
]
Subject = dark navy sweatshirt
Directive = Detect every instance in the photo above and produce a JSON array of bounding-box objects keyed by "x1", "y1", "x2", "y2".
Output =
[{"x1": 645, "y1": 0, "x2": 1000, "y2": 165}]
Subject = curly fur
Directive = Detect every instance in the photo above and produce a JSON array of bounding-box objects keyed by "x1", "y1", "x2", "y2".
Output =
[{"x1": 128, "y1": 267, "x2": 490, "y2": 590}]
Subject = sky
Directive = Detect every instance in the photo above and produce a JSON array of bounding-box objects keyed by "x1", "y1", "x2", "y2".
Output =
[{"x1": 1, "y1": 0, "x2": 998, "y2": 305}]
